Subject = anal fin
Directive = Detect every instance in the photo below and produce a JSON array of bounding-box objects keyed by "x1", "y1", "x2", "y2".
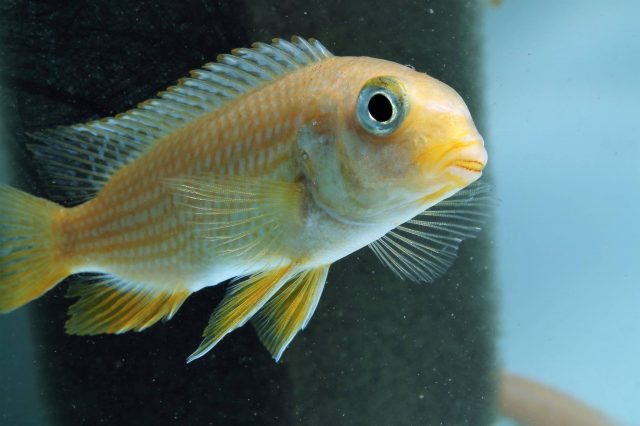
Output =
[
  {"x1": 65, "y1": 276, "x2": 190, "y2": 335},
  {"x1": 187, "y1": 266, "x2": 293, "y2": 363},
  {"x1": 252, "y1": 265, "x2": 329, "y2": 361}
]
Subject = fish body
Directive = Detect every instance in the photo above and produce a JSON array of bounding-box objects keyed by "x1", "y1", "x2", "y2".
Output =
[
  {"x1": 60, "y1": 57, "x2": 390, "y2": 287},
  {"x1": 0, "y1": 37, "x2": 487, "y2": 361}
]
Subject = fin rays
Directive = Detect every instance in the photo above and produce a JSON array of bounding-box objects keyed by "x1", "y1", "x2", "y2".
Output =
[
  {"x1": 166, "y1": 176, "x2": 303, "y2": 268},
  {"x1": 252, "y1": 266, "x2": 329, "y2": 361},
  {"x1": 0, "y1": 185, "x2": 68, "y2": 312},
  {"x1": 370, "y1": 180, "x2": 493, "y2": 283},
  {"x1": 27, "y1": 37, "x2": 333, "y2": 204},
  {"x1": 65, "y1": 276, "x2": 190, "y2": 335},
  {"x1": 187, "y1": 267, "x2": 294, "y2": 362}
]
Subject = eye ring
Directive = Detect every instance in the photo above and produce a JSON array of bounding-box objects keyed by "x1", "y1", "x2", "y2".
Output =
[{"x1": 356, "y1": 76, "x2": 408, "y2": 136}]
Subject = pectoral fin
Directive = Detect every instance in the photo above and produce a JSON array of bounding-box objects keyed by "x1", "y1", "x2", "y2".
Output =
[
  {"x1": 369, "y1": 180, "x2": 492, "y2": 283},
  {"x1": 187, "y1": 266, "x2": 294, "y2": 363},
  {"x1": 166, "y1": 175, "x2": 304, "y2": 264},
  {"x1": 252, "y1": 265, "x2": 329, "y2": 361}
]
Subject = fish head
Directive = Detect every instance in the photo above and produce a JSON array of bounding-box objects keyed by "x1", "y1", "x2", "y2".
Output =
[{"x1": 300, "y1": 57, "x2": 487, "y2": 225}]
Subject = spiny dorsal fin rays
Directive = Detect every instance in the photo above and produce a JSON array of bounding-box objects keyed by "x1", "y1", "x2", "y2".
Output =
[
  {"x1": 26, "y1": 37, "x2": 333, "y2": 205},
  {"x1": 252, "y1": 266, "x2": 329, "y2": 361},
  {"x1": 165, "y1": 175, "x2": 304, "y2": 267},
  {"x1": 65, "y1": 275, "x2": 191, "y2": 335},
  {"x1": 187, "y1": 266, "x2": 294, "y2": 363},
  {"x1": 369, "y1": 180, "x2": 493, "y2": 283}
]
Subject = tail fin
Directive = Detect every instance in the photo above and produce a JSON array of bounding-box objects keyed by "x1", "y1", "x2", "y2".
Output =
[{"x1": 0, "y1": 184, "x2": 69, "y2": 312}]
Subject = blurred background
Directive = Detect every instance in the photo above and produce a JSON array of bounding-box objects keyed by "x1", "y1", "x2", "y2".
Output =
[
  {"x1": 486, "y1": 0, "x2": 639, "y2": 424},
  {"x1": 1, "y1": 0, "x2": 638, "y2": 424}
]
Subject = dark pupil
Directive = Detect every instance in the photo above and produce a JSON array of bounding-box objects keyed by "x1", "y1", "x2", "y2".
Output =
[{"x1": 368, "y1": 93, "x2": 393, "y2": 122}]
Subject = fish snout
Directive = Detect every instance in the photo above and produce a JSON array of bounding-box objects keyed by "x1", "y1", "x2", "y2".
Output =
[{"x1": 447, "y1": 138, "x2": 487, "y2": 181}]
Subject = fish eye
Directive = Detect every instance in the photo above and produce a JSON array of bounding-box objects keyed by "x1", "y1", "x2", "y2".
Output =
[
  {"x1": 356, "y1": 76, "x2": 408, "y2": 136},
  {"x1": 368, "y1": 93, "x2": 394, "y2": 122}
]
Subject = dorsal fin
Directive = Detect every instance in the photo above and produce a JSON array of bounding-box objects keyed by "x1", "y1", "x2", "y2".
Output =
[{"x1": 28, "y1": 36, "x2": 333, "y2": 204}]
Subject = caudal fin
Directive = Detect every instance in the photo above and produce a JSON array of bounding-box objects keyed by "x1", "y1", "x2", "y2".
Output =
[{"x1": 0, "y1": 185, "x2": 69, "y2": 312}]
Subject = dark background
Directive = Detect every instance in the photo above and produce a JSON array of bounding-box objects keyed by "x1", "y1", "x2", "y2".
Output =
[{"x1": 0, "y1": 1, "x2": 496, "y2": 424}]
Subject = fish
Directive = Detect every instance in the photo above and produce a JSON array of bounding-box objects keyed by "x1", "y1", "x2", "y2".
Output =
[{"x1": 0, "y1": 36, "x2": 488, "y2": 362}]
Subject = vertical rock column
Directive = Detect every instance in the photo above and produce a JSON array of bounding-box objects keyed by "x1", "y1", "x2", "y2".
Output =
[{"x1": 0, "y1": 1, "x2": 495, "y2": 424}]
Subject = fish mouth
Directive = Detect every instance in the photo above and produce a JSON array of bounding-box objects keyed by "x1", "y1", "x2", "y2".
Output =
[
  {"x1": 451, "y1": 159, "x2": 485, "y2": 173},
  {"x1": 446, "y1": 142, "x2": 487, "y2": 180},
  {"x1": 447, "y1": 158, "x2": 485, "y2": 182}
]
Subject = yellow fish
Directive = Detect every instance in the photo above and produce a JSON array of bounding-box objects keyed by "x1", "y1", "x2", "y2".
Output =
[{"x1": 0, "y1": 37, "x2": 487, "y2": 362}]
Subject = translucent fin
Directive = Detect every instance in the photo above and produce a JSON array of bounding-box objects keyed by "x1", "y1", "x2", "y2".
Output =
[
  {"x1": 27, "y1": 36, "x2": 333, "y2": 204},
  {"x1": 65, "y1": 276, "x2": 190, "y2": 335},
  {"x1": 166, "y1": 175, "x2": 304, "y2": 268},
  {"x1": 369, "y1": 180, "x2": 493, "y2": 283},
  {"x1": 0, "y1": 185, "x2": 69, "y2": 312},
  {"x1": 252, "y1": 265, "x2": 329, "y2": 361},
  {"x1": 187, "y1": 267, "x2": 294, "y2": 363},
  {"x1": 27, "y1": 126, "x2": 148, "y2": 204}
]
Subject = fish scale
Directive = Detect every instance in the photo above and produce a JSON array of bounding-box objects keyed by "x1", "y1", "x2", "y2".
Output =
[
  {"x1": 61, "y1": 66, "x2": 314, "y2": 286},
  {"x1": 0, "y1": 37, "x2": 488, "y2": 361}
]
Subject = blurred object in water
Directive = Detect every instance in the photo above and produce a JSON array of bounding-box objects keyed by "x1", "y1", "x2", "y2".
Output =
[{"x1": 500, "y1": 371, "x2": 618, "y2": 426}]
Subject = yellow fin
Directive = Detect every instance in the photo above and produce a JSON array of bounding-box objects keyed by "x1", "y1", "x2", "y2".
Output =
[
  {"x1": 0, "y1": 185, "x2": 69, "y2": 312},
  {"x1": 187, "y1": 266, "x2": 294, "y2": 363},
  {"x1": 65, "y1": 277, "x2": 190, "y2": 335},
  {"x1": 252, "y1": 266, "x2": 329, "y2": 361},
  {"x1": 166, "y1": 175, "x2": 304, "y2": 265}
]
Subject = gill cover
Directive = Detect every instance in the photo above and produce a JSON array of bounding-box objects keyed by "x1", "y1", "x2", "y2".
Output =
[{"x1": 296, "y1": 73, "x2": 418, "y2": 224}]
